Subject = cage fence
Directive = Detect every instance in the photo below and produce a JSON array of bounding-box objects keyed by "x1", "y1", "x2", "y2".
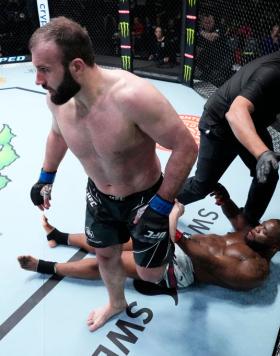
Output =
[{"x1": 193, "y1": 0, "x2": 280, "y2": 97}]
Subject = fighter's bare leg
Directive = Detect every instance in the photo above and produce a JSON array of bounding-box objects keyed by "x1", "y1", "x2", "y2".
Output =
[
  {"x1": 42, "y1": 215, "x2": 57, "y2": 248},
  {"x1": 87, "y1": 244, "x2": 127, "y2": 332},
  {"x1": 136, "y1": 200, "x2": 186, "y2": 284},
  {"x1": 42, "y1": 216, "x2": 133, "y2": 253},
  {"x1": 18, "y1": 250, "x2": 138, "y2": 281}
]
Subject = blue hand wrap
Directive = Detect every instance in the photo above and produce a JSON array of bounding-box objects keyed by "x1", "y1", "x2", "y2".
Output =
[
  {"x1": 39, "y1": 169, "x2": 56, "y2": 184},
  {"x1": 149, "y1": 194, "x2": 174, "y2": 216}
]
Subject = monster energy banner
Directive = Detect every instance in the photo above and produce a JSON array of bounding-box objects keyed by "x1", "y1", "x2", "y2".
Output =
[
  {"x1": 183, "y1": 0, "x2": 198, "y2": 86},
  {"x1": 118, "y1": 0, "x2": 132, "y2": 71}
]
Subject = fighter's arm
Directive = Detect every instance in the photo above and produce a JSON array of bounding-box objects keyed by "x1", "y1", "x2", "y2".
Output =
[
  {"x1": 127, "y1": 81, "x2": 198, "y2": 201},
  {"x1": 43, "y1": 95, "x2": 68, "y2": 171},
  {"x1": 225, "y1": 65, "x2": 280, "y2": 159},
  {"x1": 30, "y1": 96, "x2": 68, "y2": 210}
]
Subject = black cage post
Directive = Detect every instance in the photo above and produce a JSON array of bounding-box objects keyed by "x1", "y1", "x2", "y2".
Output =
[
  {"x1": 183, "y1": 0, "x2": 198, "y2": 87},
  {"x1": 119, "y1": 0, "x2": 133, "y2": 72}
]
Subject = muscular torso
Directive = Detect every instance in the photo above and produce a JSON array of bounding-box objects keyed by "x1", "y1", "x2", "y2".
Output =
[
  {"x1": 51, "y1": 70, "x2": 161, "y2": 196},
  {"x1": 182, "y1": 232, "x2": 269, "y2": 290}
]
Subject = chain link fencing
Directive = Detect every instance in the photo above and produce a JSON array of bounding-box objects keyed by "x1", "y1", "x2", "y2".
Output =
[{"x1": 193, "y1": 0, "x2": 280, "y2": 97}]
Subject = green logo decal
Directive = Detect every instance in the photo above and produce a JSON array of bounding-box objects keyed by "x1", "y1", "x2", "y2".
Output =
[
  {"x1": 120, "y1": 21, "x2": 129, "y2": 38},
  {"x1": 186, "y1": 28, "x2": 195, "y2": 46},
  {"x1": 187, "y1": 0, "x2": 196, "y2": 7},
  {"x1": 184, "y1": 65, "x2": 192, "y2": 81},
  {"x1": 0, "y1": 124, "x2": 19, "y2": 190},
  {"x1": 121, "y1": 55, "x2": 131, "y2": 70}
]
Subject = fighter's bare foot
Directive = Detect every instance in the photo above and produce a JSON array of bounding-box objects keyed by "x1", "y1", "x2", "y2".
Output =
[
  {"x1": 87, "y1": 303, "x2": 127, "y2": 332},
  {"x1": 17, "y1": 255, "x2": 38, "y2": 271},
  {"x1": 41, "y1": 215, "x2": 57, "y2": 247}
]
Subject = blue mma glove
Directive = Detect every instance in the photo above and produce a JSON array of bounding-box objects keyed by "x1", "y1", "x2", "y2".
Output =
[
  {"x1": 133, "y1": 194, "x2": 174, "y2": 243},
  {"x1": 30, "y1": 169, "x2": 56, "y2": 206}
]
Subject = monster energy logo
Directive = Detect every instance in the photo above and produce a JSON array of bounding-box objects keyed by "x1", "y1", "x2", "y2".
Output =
[
  {"x1": 0, "y1": 124, "x2": 19, "y2": 190},
  {"x1": 186, "y1": 28, "x2": 195, "y2": 46},
  {"x1": 184, "y1": 65, "x2": 192, "y2": 81},
  {"x1": 122, "y1": 55, "x2": 131, "y2": 70},
  {"x1": 187, "y1": 0, "x2": 196, "y2": 7},
  {"x1": 120, "y1": 21, "x2": 129, "y2": 38}
]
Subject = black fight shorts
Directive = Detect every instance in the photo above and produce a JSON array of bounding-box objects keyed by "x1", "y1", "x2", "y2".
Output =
[{"x1": 85, "y1": 175, "x2": 173, "y2": 268}]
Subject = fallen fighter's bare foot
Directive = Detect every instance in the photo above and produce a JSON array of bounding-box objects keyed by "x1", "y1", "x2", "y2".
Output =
[
  {"x1": 41, "y1": 215, "x2": 57, "y2": 248},
  {"x1": 87, "y1": 303, "x2": 127, "y2": 332},
  {"x1": 17, "y1": 255, "x2": 38, "y2": 271}
]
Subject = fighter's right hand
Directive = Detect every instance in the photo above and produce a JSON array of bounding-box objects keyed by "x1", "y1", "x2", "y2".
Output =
[
  {"x1": 256, "y1": 150, "x2": 280, "y2": 183},
  {"x1": 210, "y1": 183, "x2": 230, "y2": 206},
  {"x1": 30, "y1": 169, "x2": 56, "y2": 210}
]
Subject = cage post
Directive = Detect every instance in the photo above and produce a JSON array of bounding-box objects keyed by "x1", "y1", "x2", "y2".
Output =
[
  {"x1": 118, "y1": 0, "x2": 133, "y2": 72},
  {"x1": 182, "y1": 0, "x2": 198, "y2": 87}
]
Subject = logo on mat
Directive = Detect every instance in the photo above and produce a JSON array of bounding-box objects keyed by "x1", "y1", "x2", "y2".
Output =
[
  {"x1": 0, "y1": 124, "x2": 19, "y2": 190},
  {"x1": 122, "y1": 55, "x2": 131, "y2": 70},
  {"x1": 120, "y1": 21, "x2": 129, "y2": 38},
  {"x1": 186, "y1": 28, "x2": 195, "y2": 46},
  {"x1": 183, "y1": 65, "x2": 192, "y2": 81}
]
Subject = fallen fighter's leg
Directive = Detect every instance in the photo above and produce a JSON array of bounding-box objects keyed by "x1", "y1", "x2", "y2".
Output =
[
  {"x1": 18, "y1": 251, "x2": 138, "y2": 280},
  {"x1": 19, "y1": 202, "x2": 190, "y2": 291},
  {"x1": 42, "y1": 215, "x2": 132, "y2": 253}
]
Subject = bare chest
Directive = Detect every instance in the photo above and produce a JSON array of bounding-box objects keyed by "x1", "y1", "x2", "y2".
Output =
[{"x1": 56, "y1": 104, "x2": 144, "y2": 161}]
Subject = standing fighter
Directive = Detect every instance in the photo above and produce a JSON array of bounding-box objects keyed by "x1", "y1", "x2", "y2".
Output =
[
  {"x1": 29, "y1": 17, "x2": 197, "y2": 331},
  {"x1": 178, "y1": 50, "x2": 280, "y2": 229}
]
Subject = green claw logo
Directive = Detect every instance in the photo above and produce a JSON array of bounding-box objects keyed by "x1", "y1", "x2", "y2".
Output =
[
  {"x1": 186, "y1": 28, "x2": 195, "y2": 46},
  {"x1": 184, "y1": 65, "x2": 192, "y2": 81},
  {"x1": 0, "y1": 124, "x2": 19, "y2": 190},
  {"x1": 121, "y1": 55, "x2": 131, "y2": 70},
  {"x1": 120, "y1": 21, "x2": 129, "y2": 38},
  {"x1": 187, "y1": 0, "x2": 196, "y2": 7}
]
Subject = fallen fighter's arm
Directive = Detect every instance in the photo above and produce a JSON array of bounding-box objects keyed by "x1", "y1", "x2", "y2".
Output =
[
  {"x1": 211, "y1": 184, "x2": 252, "y2": 231},
  {"x1": 177, "y1": 237, "x2": 269, "y2": 290}
]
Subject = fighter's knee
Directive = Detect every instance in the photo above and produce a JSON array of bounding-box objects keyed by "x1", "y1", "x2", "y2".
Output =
[{"x1": 136, "y1": 265, "x2": 164, "y2": 283}]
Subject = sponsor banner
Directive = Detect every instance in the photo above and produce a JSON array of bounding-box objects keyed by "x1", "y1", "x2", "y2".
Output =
[
  {"x1": 0, "y1": 55, "x2": 31, "y2": 65},
  {"x1": 36, "y1": 0, "x2": 50, "y2": 27}
]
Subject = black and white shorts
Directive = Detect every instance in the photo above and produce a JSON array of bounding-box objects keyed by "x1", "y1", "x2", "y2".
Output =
[{"x1": 85, "y1": 175, "x2": 173, "y2": 268}]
